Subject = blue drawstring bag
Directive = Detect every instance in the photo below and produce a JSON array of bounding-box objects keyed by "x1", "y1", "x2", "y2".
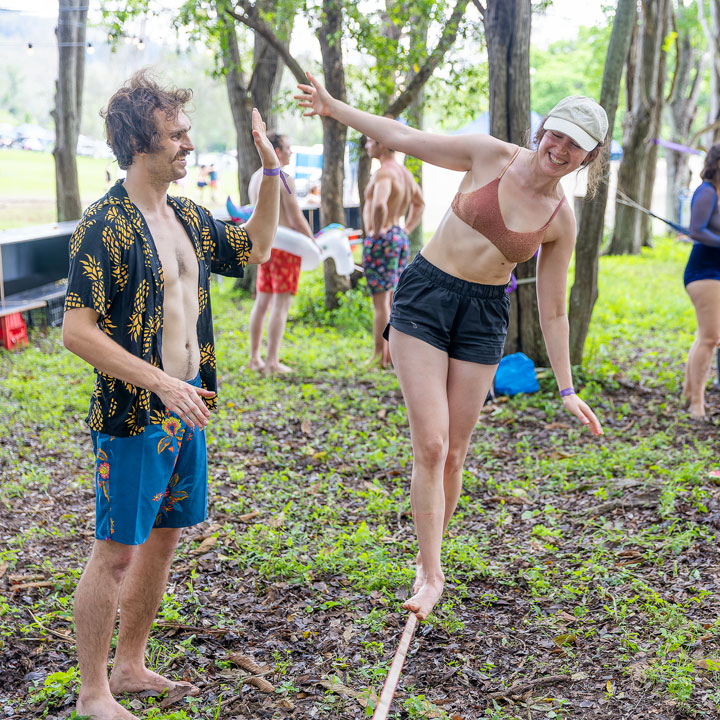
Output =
[{"x1": 494, "y1": 352, "x2": 539, "y2": 396}]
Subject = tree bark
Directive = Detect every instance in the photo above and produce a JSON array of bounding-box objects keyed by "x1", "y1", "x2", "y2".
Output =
[
  {"x1": 220, "y1": 1, "x2": 287, "y2": 205},
  {"x1": 404, "y1": 11, "x2": 429, "y2": 256},
  {"x1": 568, "y1": 0, "x2": 636, "y2": 365},
  {"x1": 666, "y1": 26, "x2": 703, "y2": 226},
  {"x1": 608, "y1": 0, "x2": 670, "y2": 255},
  {"x1": 53, "y1": 0, "x2": 87, "y2": 222},
  {"x1": 640, "y1": 1, "x2": 670, "y2": 248},
  {"x1": 483, "y1": 0, "x2": 540, "y2": 362},
  {"x1": 319, "y1": 0, "x2": 351, "y2": 307},
  {"x1": 697, "y1": 0, "x2": 720, "y2": 147}
]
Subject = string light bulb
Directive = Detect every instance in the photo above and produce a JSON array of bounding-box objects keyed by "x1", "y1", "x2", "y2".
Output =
[
  {"x1": 87, "y1": 42, "x2": 95, "y2": 54},
  {"x1": 136, "y1": 38, "x2": 145, "y2": 50},
  {"x1": 26, "y1": 43, "x2": 33, "y2": 54}
]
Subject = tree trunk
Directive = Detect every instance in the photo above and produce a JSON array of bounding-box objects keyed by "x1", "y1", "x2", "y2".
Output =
[
  {"x1": 569, "y1": 0, "x2": 636, "y2": 364},
  {"x1": 483, "y1": 0, "x2": 540, "y2": 362},
  {"x1": 608, "y1": 0, "x2": 670, "y2": 255},
  {"x1": 404, "y1": 11, "x2": 429, "y2": 256},
  {"x1": 666, "y1": 27, "x2": 703, "y2": 226},
  {"x1": 697, "y1": 0, "x2": 720, "y2": 147},
  {"x1": 640, "y1": 2, "x2": 670, "y2": 248},
  {"x1": 220, "y1": 2, "x2": 287, "y2": 205},
  {"x1": 221, "y1": 19, "x2": 257, "y2": 206},
  {"x1": 53, "y1": 0, "x2": 87, "y2": 222},
  {"x1": 319, "y1": 0, "x2": 350, "y2": 308}
]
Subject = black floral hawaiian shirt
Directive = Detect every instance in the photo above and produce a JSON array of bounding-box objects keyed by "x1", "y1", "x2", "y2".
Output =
[{"x1": 65, "y1": 181, "x2": 251, "y2": 437}]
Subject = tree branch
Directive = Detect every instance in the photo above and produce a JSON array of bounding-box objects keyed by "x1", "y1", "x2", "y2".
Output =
[
  {"x1": 226, "y1": 1, "x2": 307, "y2": 84},
  {"x1": 471, "y1": 0, "x2": 485, "y2": 21},
  {"x1": 384, "y1": 0, "x2": 469, "y2": 117}
]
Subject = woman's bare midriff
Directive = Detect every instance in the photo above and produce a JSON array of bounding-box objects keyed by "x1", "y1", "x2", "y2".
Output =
[{"x1": 421, "y1": 209, "x2": 517, "y2": 285}]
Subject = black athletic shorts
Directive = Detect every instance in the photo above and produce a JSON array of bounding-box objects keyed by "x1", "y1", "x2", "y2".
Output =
[{"x1": 383, "y1": 253, "x2": 510, "y2": 365}]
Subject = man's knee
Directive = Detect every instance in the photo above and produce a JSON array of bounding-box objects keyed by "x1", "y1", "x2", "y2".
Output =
[
  {"x1": 88, "y1": 541, "x2": 136, "y2": 583},
  {"x1": 145, "y1": 527, "x2": 182, "y2": 559}
]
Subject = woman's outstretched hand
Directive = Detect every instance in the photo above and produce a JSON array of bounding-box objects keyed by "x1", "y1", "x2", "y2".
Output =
[
  {"x1": 562, "y1": 394, "x2": 603, "y2": 436},
  {"x1": 295, "y1": 72, "x2": 333, "y2": 118}
]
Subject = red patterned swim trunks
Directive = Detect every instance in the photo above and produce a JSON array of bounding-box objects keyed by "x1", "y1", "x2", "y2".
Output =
[{"x1": 256, "y1": 248, "x2": 302, "y2": 295}]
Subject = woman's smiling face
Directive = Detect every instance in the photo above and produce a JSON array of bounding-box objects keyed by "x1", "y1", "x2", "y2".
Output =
[{"x1": 537, "y1": 129, "x2": 592, "y2": 176}]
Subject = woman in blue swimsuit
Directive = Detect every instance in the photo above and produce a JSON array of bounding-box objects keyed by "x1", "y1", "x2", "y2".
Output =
[{"x1": 683, "y1": 145, "x2": 720, "y2": 420}]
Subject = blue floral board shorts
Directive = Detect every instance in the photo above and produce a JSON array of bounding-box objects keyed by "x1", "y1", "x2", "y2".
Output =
[
  {"x1": 91, "y1": 374, "x2": 208, "y2": 546},
  {"x1": 362, "y1": 226, "x2": 410, "y2": 295}
]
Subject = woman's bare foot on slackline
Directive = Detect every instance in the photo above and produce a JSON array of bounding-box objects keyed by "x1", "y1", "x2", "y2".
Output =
[{"x1": 403, "y1": 574, "x2": 444, "y2": 621}]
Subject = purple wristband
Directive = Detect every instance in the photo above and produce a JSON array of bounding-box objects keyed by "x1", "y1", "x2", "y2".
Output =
[
  {"x1": 560, "y1": 387, "x2": 575, "y2": 398},
  {"x1": 263, "y1": 166, "x2": 292, "y2": 195}
]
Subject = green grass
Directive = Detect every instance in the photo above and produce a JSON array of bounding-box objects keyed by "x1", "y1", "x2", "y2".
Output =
[
  {"x1": 0, "y1": 149, "x2": 111, "y2": 229},
  {"x1": 0, "y1": 149, "x2": 227, "y2": 229},
  {"x1": 1, "y1": 237, "x2": 718, "y2": 719}
]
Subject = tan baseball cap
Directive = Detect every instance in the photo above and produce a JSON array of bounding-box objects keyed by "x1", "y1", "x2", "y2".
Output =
[{"x1": 544, "y1": 96, "x2": 608, "y2": 152}]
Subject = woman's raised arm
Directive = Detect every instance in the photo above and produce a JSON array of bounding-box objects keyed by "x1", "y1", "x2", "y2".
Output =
[{"x1": 296, "y1": 72, "x2": 494, "y2": 173}]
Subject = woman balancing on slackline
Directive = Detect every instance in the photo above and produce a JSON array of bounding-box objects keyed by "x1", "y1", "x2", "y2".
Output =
[{"x1": 296, "y1": 76, "x2": 606, "y2": 620}]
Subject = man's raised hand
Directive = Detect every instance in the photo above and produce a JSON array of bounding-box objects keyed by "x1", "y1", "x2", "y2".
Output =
[{"x1": 251, "y1": 108, "x2": 279, "y2": 168}]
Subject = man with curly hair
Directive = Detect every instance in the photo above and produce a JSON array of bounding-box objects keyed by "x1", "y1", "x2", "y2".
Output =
[{"x1": 62, "y1": 69, "x2": 281, "y2": 719}]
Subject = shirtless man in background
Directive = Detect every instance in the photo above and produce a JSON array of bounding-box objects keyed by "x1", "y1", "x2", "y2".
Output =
[
  {"x1": 362, "y1": 136, "x2": 424, "y2": 367},
  {"x1": 62, "y1": 70, "x2": 280, "y2": 719}
]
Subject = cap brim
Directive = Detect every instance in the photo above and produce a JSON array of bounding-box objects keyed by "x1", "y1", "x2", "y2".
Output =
[{"x1": 544, "y1": 117, "x2": 598, "y2": 152}]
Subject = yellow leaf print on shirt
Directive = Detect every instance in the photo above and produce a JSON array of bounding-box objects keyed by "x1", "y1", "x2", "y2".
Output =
[
  {"x1": 64, "y1": 291, "x2": 85, "y2": 310},
  {"x1": 198, "y1": 287, "x2": 208, "y2": 315},
  {"x1": 200, "y1": 343, "x2": 215, "y2": 369},
  {"x1": 127, "y1": 280, "x2": 149, "y2": 341},
  {"x1": 80, "y1": 254, "x2": 103, "y2": 283}
]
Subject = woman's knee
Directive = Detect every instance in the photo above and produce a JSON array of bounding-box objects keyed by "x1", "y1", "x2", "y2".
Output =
[
  {"x1": 444, "y1": 447, "x2": 468, "y2": 478},
  {"x1": 696, "y1": 331, "x2": 720, "y2": 351},
  {"x1": 413, "y1": 435, "x2": 448, "y2": 468}
]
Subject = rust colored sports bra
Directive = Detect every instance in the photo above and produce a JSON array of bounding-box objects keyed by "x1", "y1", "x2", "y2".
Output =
[{"x1": 451, "y1": 148, "x2": 566, "y2": 263}]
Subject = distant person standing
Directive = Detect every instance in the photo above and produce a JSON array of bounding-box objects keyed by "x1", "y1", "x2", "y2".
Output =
[
  {"x1": 247, "y1": 132, "x2": 315, "y2": 374},
  {"x1": 362, "y1": 135, "x2": 425, "y2": 367},
  {"x1": 196, "y1": 164, "x2": 208, "y2": 201},
  {"x1": 683, "y1": 144, "x2": 720, "y2": 420},
  {"x1": 208, "y1": 163, "x2": 219, "y2": 203}
]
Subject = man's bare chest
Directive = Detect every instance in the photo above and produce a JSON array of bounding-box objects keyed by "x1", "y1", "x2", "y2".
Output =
[{"x1": 146, "y1": 215, "x2": 198, "y2": 284}]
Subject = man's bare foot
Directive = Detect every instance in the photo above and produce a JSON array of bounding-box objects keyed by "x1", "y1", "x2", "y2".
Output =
[
  {"x1": 264, "y1": 361, "x2": 292, "y2": 375},
  {"x1": 76, "y1": 694, "x2": 140, "y2": 719},
  {"x1": 689, "y1": 403, "x2": 706, "y2": 421},
  {"x1": 412, "y1": 552, "x2": 425, "y2": 594},
  {"x1": 249, "y1": 357, "x2": 265, "y2": 372},
  {"x1": 403, "y1": 576, "x2": 444, "y2": 621},
  {"x1": 109, "y1": 667, "x2": 199, "y2": 698}
]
